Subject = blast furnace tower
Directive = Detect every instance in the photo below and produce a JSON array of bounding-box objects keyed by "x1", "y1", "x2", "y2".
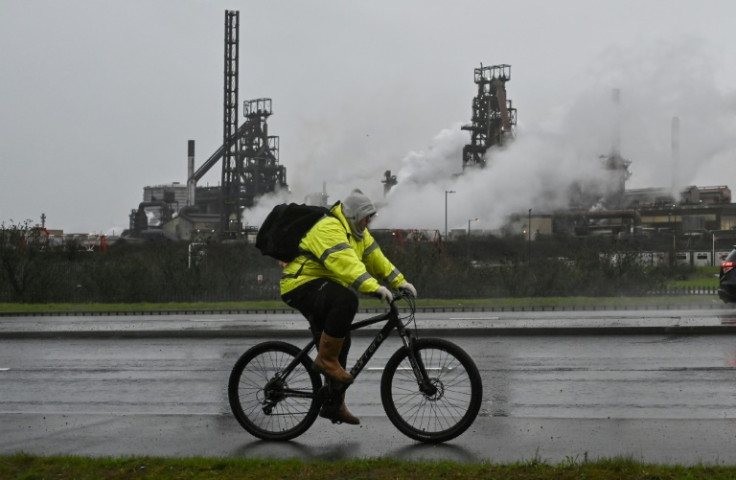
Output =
[
  {"x1": 186, "y1": 10, "x2": 288, "y2": 238},
  {"x1": 461, "y1": 64, "x2": 516, "y2": 170}
]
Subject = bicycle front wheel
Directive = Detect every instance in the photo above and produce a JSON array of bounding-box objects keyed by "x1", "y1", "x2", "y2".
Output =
[
  {"x1": 228, "y1": 341, "x2": 322, "y2": 441},
  {"x1": 381, "y1": 338, "x2": 482, "y2": 443}
]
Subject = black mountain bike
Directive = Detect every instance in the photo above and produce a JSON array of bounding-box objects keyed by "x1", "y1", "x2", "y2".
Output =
[{"x1": 228, "y1": 292, "x2": 483, "y2": 443}]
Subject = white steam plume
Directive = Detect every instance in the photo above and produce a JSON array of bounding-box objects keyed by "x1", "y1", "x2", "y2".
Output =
[{"x1": 246, "y1": 37, "x2": 736, "y2": 233}]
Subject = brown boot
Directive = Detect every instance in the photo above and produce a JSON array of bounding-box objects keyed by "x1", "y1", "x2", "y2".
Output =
[
  {"x1": 320, "y1": 392, "x2": 360, "y2": 425},
  {"x1": 313, "y1": 333, "x2": 354, "y2": 385},
  {"x1": 335, "y1": 399, "x2": 360, "y2": 425}
]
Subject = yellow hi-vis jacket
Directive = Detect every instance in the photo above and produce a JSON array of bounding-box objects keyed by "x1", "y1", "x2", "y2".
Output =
[{"x1": 279, "y1": 202, "x2": 406, "y2": 296}]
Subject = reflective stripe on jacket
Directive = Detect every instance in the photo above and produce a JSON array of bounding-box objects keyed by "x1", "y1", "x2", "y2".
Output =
[{"x1": 279, "y1": 202, "x2": 405, "y2": 296}]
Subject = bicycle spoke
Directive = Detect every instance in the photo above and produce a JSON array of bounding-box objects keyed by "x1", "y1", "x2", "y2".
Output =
[
  {"x1": 229, "y1": 341, "x2": 321, "y2": 441},
  {"x1": 381, "y1": 338, "x2": 482, "y2": 442}
]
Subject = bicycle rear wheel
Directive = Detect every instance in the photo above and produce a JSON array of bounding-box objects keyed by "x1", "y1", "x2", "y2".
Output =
[
  {"x1": 380, "y1": 338, "x2": 482, "y2": 443},
  {"x1": 228, "y1": 341, "x2": 322, "y2": 441}
]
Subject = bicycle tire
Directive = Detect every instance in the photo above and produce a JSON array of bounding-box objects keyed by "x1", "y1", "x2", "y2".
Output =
[
  {"x1": 380, "y1": 337, "x2": 482, "y2": 443},
  {"x1": 228, "y1": 341, "x2": 322, "y2": 441}
]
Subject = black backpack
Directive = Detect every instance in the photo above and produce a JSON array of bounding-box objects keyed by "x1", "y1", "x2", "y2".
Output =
[{"x1": 255, "y1": 203, "x2": 336, "y2": 262}]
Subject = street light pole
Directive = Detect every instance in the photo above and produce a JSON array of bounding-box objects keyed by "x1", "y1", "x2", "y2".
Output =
[
  {"x1": 444, "y1": 190, "x2": 455, "y2": 240},
  {"x1": 527, "y1": 208, "x2": 532, "y2": 261}
]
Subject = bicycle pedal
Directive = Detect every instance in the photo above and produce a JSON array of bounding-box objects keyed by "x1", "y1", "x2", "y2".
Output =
[
  {"x1": 322, "y1": 414, "x2": 343, "y2": 425},
  {"x1": 319, "y1": 406, "x2": 340, "y2": 422}
]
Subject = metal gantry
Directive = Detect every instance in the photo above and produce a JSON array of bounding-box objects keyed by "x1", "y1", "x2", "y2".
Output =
[
  {"x1": 221, "y1": 10, "x2": 241, "y2": 236},
  {"x1": 461, "y1": 64, "x2": 516, "y2": 170}
]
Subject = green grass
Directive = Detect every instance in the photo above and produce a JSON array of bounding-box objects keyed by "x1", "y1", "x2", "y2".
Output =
[
  {"x1": 668, "y1": 278, "x2": 720, "y2": 288},
  {"x1": 0, "y1": 294, "x2": 727, "y2": 313},
  {"x1": 0, "y1": 294, "x2": 728, "y2": 313},
  {"x1": 0, "y1": 300, "x2": 287, "y2": 313},
  {"x1": 667, "y1": 266, "x2": 721, "y2": 289},
  {"x1": 2, "y1": 455, "x2": 735, "y2": 479}
]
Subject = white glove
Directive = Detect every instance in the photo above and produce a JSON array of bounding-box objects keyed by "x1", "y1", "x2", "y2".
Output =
[
  {"x1": 399, "y1": 282, "x2": 417, "y2": 298},
  {"x1": 374, "y1": 286, "x2": 393, "y2": 303}
]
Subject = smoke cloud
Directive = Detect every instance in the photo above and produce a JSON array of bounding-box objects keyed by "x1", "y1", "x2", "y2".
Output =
[{"x1": 246, "y1": 38, "x2": 736, "y2": 234}]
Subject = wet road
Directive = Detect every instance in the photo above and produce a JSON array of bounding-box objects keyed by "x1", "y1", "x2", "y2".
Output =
[
  {"x1": 3, "y1": 315, "x2": 736, "y2": 464},
  {"x1": 3, "y1": 334, "x2": 736, "y2": 419}
]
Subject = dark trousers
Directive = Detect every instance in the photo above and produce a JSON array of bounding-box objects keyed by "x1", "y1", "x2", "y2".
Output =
[{"x1": 282, "y1": 279, "x2": 359, "y2": 366}]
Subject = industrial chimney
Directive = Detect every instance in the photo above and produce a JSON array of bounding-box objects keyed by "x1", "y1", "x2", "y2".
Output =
[
  {"x1": 187, "y1": 140, "x2": 196, "y2": 207},
  {"x1": 671, "y1": 116, "x2": 680, "y2": 199}
]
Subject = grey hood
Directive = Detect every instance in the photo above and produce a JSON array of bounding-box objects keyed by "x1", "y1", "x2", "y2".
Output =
[{"x1": 342, "y1": 189, "x2": 376, "y2": 239}]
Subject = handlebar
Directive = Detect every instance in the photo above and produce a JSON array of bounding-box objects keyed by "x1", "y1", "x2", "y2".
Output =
[
  {"x1": 371, "y1": 287, "x2": 415, "y2": 305},
  {"x1": 390, "y1": 290, "x2": 416, "y2": 328},
  {"x1": 389, "y1": 290, "x2": 416, "y2": 321},
  {"x1": 390, "y1": 289, "x2": 414, "y2": 304},
  {"x1": 352, "y1": 288, "x2": 416, "y2": 332}
]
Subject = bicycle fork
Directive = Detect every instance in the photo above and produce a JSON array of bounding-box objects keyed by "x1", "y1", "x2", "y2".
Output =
[{"x1": 400, "y1": 330, "x2": 439, "y2": 397}]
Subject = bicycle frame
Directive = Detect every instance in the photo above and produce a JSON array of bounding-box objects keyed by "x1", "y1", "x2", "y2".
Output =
[{"x1": 272, "y1": 296, "x2": 436, "y2": 399}]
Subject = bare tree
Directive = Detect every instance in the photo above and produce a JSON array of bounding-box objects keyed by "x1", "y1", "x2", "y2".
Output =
[{"x1": 0, "y1": 220, "x2": 49, "y2": 301}]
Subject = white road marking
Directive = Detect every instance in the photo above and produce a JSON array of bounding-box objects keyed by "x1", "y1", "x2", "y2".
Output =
[{"x1": 449, "y1": 316, "x2": 499, "y2": 320}]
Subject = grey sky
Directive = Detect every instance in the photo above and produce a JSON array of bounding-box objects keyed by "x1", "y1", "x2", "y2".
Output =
[{"x1": 2, "y1": 1, "x2": 736, "y2": 234}]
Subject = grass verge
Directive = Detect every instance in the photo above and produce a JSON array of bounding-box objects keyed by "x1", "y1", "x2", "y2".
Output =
[
  {"x1": 0, "y1": 295, "x2": 729, "y2": 313},
  {"x1": 2, "y1": 455, "x2": 736, "y2": 480}
]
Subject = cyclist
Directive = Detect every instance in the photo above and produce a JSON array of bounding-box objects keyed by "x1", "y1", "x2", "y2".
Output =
[{"x1": 280, "y1": 189, "x2": 417, "y2": 425}]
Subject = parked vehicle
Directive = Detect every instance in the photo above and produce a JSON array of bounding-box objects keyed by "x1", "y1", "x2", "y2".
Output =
[{"x1": 718, "y1": 246, "x2": 736, "y2": 303}]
